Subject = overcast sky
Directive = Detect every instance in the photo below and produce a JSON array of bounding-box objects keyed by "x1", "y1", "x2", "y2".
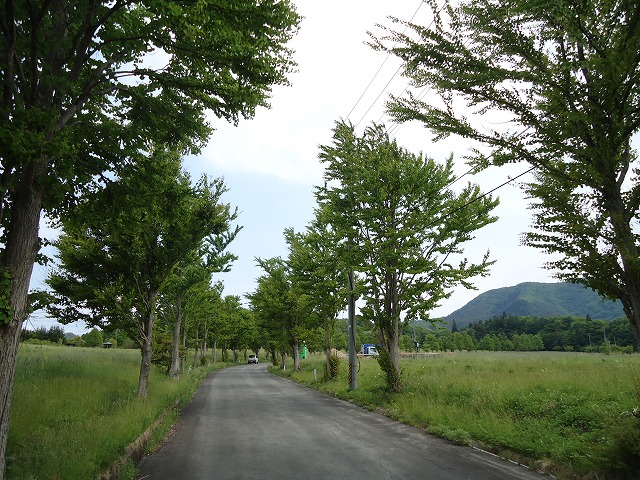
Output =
[{"x1": 30, "y1": 0, "x2": 563, "y2": 334}]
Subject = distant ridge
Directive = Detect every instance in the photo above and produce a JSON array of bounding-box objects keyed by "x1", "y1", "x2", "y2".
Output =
[{"x1": 443, "y1": 282, "x2": 625, "y2": 327}]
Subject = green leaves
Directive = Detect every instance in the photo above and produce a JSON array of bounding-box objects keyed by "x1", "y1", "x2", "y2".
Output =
[
  {"x1": 315, "y1": 120, "x2": 499, "y2": 390},
  {"x1": 317, "y1": 121, "x2": 498, "y2": 319},
  {"x1": 376, "y1": 0, "x2": 640, "y2": 342},
  {"x1": 46, "y1": 148, "x2": 239, "y2": 337},
  {"x1": 0, "y1": 268, "x2": 13, "y2": 326}
]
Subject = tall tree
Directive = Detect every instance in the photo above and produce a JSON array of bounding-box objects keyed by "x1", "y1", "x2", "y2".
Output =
[
  {"x1": 284, "y1": 214, "x2": 345, "y2": 380},
  {"x1": 316, "y1": 121, "x2": 498, "y2": 391},
  {"x1": 374, "y1": 0, "x2": 640, "y2": 342},
  {"x1": 0, "y1": 2, "x2": 299, "y2": 474},
  {"x1": 248, "y1": 257, "x2": 306, "y2": 370},
  {"x1": 160, "y1": 257, "x2": 214, "y2": 379},
  {"x1": 160, "y1": 226, "x2": 239, "y2": 378},
  {"x1": 46, "y1": 150, "x2": 237, "y2": 397}
]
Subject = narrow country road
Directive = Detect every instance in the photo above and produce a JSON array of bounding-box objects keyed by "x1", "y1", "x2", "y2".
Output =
[{"x1": 137, "y1": 364, "x2": 549, "y2": 480}]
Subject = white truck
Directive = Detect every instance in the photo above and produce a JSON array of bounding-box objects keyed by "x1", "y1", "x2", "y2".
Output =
[{"x1": 361, "y1": 344, "x2": 379, "y2": 356}]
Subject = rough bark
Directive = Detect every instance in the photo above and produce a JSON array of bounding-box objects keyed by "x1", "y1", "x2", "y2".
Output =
[
  {"x1": 376, "y1": 270, "x2": 402, "y2": 392},
  {"x1": 0, "y1": 164, "x2": 46, "y2": 479},
  {"x1": 323, "y1": 318, "x2": 337, "y2": 380},
  {"x1": 377, "y1": 343, "x2": 402, "y2": 393},
  {"x1": 137, "y1": 290, "x2": 158, "y2": 398},
  {"x1": 192, "y1": 324, "x2": 199, "y2": 369},
  {"x1": 181, "y1": 314, "x2": 188, "y2": 374},
  {"x1": 292, "y1": 337, "x2": 300, "y2": 371},
  {"x1": 280, "y1": 350, "x2": 286, "y2": 369},
  {"x1": 169, "y1": 294, "x2": 183, "y2": 379}
]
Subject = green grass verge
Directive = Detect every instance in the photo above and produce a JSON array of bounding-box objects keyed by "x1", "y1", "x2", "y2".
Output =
[
  {"x1": 272, "y1": 351, "x2": 640, "y2": 479},
  {"x1": 7, "y1": 344, "x2": 231, "y2": 480}
]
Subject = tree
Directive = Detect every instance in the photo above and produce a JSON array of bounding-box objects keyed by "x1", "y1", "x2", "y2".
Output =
[
  {"x1": 158, "y1": 257, "x2": 215, "y2": 378},
  {"x1": 82, "y1": 328, "x2": 103, "y2": 348},
  {"x1": 374, "y1": 0, "x2": 640, "y2": 343},
  {"x1": 160, "y1": 229, "x2": 239, "y2": 379},
  {"x1": 46, "y1": 150, "x2": 236, "y2": 397},
  {"x1": 284, "y1": 214, "x2": 345, "y2": 380},
  {"x1": 0, "y1": 2, "x2": 299, "y2": 474},
  {"x1": 248, "y1": 257, "x2": 306, "y2": 370},
  {"x1": 316, "y1": 121, "x2": 498, "y2": 391}
]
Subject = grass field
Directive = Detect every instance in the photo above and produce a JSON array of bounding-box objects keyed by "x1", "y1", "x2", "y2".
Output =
[
  {"x1": 6, "y1": 344, "x2": 227, "y2": 480},
  {"x1": 273, "y1": 351, "x2": 640, "y2": 479}
]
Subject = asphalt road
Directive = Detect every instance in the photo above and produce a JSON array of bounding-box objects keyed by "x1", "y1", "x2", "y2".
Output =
[{"x1": 137, "y1": 364, "x2": 550, "y2": 480}]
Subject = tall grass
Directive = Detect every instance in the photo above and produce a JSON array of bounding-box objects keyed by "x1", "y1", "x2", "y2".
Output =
[
  {"x1": 7, "y1": 344, "x2": 224, "y2": 480},
  {"x1": 274, "y1": 351, "x2": 640, "y2": 479}
]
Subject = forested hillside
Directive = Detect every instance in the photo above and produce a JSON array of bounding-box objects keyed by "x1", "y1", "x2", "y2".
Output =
[{"x1": 444, "y1": 282, "x2": 624, "y2": 327}]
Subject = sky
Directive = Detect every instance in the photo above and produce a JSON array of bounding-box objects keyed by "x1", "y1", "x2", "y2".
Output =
[
  {"x1": 184, "y1": 1, "x2": 559, "y2": 314},
  {"x1": 29, "y1": 0, "x2": 561, "y2": 334}
]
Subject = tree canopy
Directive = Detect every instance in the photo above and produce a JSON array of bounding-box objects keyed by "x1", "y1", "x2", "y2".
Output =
[
  {"x1": 46, "y1": 149, "x2": 238, "y2": 396},
  {"x1": 316, "y1": 121, "x2": 498, "y2": 391},
  {"x1": 374, "y1": 0, "x2": 640, "y2": 343},
  {"x1": 0, "y1": 2, "x2": 299, "y2": 475},
  {"x1": 284, "y1": 218, "x2": 346, "y2": 379}
]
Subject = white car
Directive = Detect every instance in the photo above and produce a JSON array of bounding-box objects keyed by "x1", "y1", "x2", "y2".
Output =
[{"x1": 248, "y1": 354, "x2": 259, "y2": 364}]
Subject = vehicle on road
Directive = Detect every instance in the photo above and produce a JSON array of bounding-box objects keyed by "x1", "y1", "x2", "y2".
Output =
[
  {"x1": 361, "y1": 344, "x2": 379, "y2": 356},
  {"x1": 248, "y1": 354, "x2": 259, "y2": 364}
]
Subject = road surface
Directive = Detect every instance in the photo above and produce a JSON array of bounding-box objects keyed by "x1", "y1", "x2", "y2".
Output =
[{"x1": 137, "y1": 364, "x2": 550, "y2": 480}]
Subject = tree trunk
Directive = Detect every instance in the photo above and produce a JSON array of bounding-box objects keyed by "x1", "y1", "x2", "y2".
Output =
[
  {"x1": 212, "y1": 337, "x2": 217, "y2": 363},
  {"x1": 607, "y1": 190, "x2": 640, "y2": 343},
  {"x1": 180, "y1": 313, "x2": 188, "y2": 374},
  {"x1": 376, "y1": 270, "x2": 402, "y2": 392},
  {"x1": 280, "y1": 349, "x2": 286, "y2": 369},
  {"x1": 292, "y1": 338, "x2": 301, "y2": 371},
  {"x1": 192, "y1": 324, "x2": 199, "y2": 369},
  {"x1": 137, "y1": 289, "x2": 158, "y2": 397},
  {"x1": 377, "y1": 335, "x2": 402, "y2": 393},
  {"x1": 0, "y1": 320, "x2": 24, "y2": 480},
  {"x1": 202, "y1": 321, "x2": 209, "y2": 359},
  {"x1": 0, "y1": 163, "x2": 46, "y2": 480},
  {"x1": 169, "y1": 294, "x2": 183, "y2": 379},
  {"x1": 324, "y1": 320, "x2": 332, "y2": 379},
  {"x1": 192, "y1": 341, "x2": 198, "y2": 369}
]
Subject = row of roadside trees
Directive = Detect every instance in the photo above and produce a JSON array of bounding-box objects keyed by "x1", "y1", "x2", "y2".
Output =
[
  {"x1": 250, "y1": 122, "x2": 499, "y2": 391},
  {"x1": 0, "y1": 1, "x2": 301, "y2": 477},
  {"x1": 252, "y1": 0, "x2": 640, "y2": 397}
]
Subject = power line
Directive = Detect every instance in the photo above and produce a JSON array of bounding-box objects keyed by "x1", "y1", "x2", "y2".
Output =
[
  {"x1": 343, "y1": 2, "x2": 537, "y2": 225},
  {"x1": 346, "y1": 0, "x2": 426, "y2": 122},
  {"x1": 426, "y1": 166, "x2": 535, "y2": 230},
  {"x1": 354, "y1": 63, "x2": 406, "y2": 128}
]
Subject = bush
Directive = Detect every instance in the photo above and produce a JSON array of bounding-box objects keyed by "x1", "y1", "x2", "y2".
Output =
[
  {"x1": 324, "y1": 352, "x2": 340, "y2": 381},
  {"x1": 377, "y1": 347, "x2": 402, "y2": 392},
  {"x1": 151, "y1": 332, "x2": 174, "y2": 373}
]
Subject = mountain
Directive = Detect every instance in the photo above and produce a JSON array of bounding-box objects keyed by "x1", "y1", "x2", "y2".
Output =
[{"x1": 443, "y1": 282, "x2": 625, "y2": 327}]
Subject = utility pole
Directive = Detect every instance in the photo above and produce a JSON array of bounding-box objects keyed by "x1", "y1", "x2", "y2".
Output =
[{"x1": 348, "y1": 269, "x2": 357, "y2": 390}]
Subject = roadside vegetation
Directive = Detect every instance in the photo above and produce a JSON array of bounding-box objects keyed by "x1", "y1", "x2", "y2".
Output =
[
  {"x1": 273, "y1": 351, "x2": 640, "y2": 480},
  {"x1": 6, "y1": 344, "x2": 231, "y2": 480}
]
